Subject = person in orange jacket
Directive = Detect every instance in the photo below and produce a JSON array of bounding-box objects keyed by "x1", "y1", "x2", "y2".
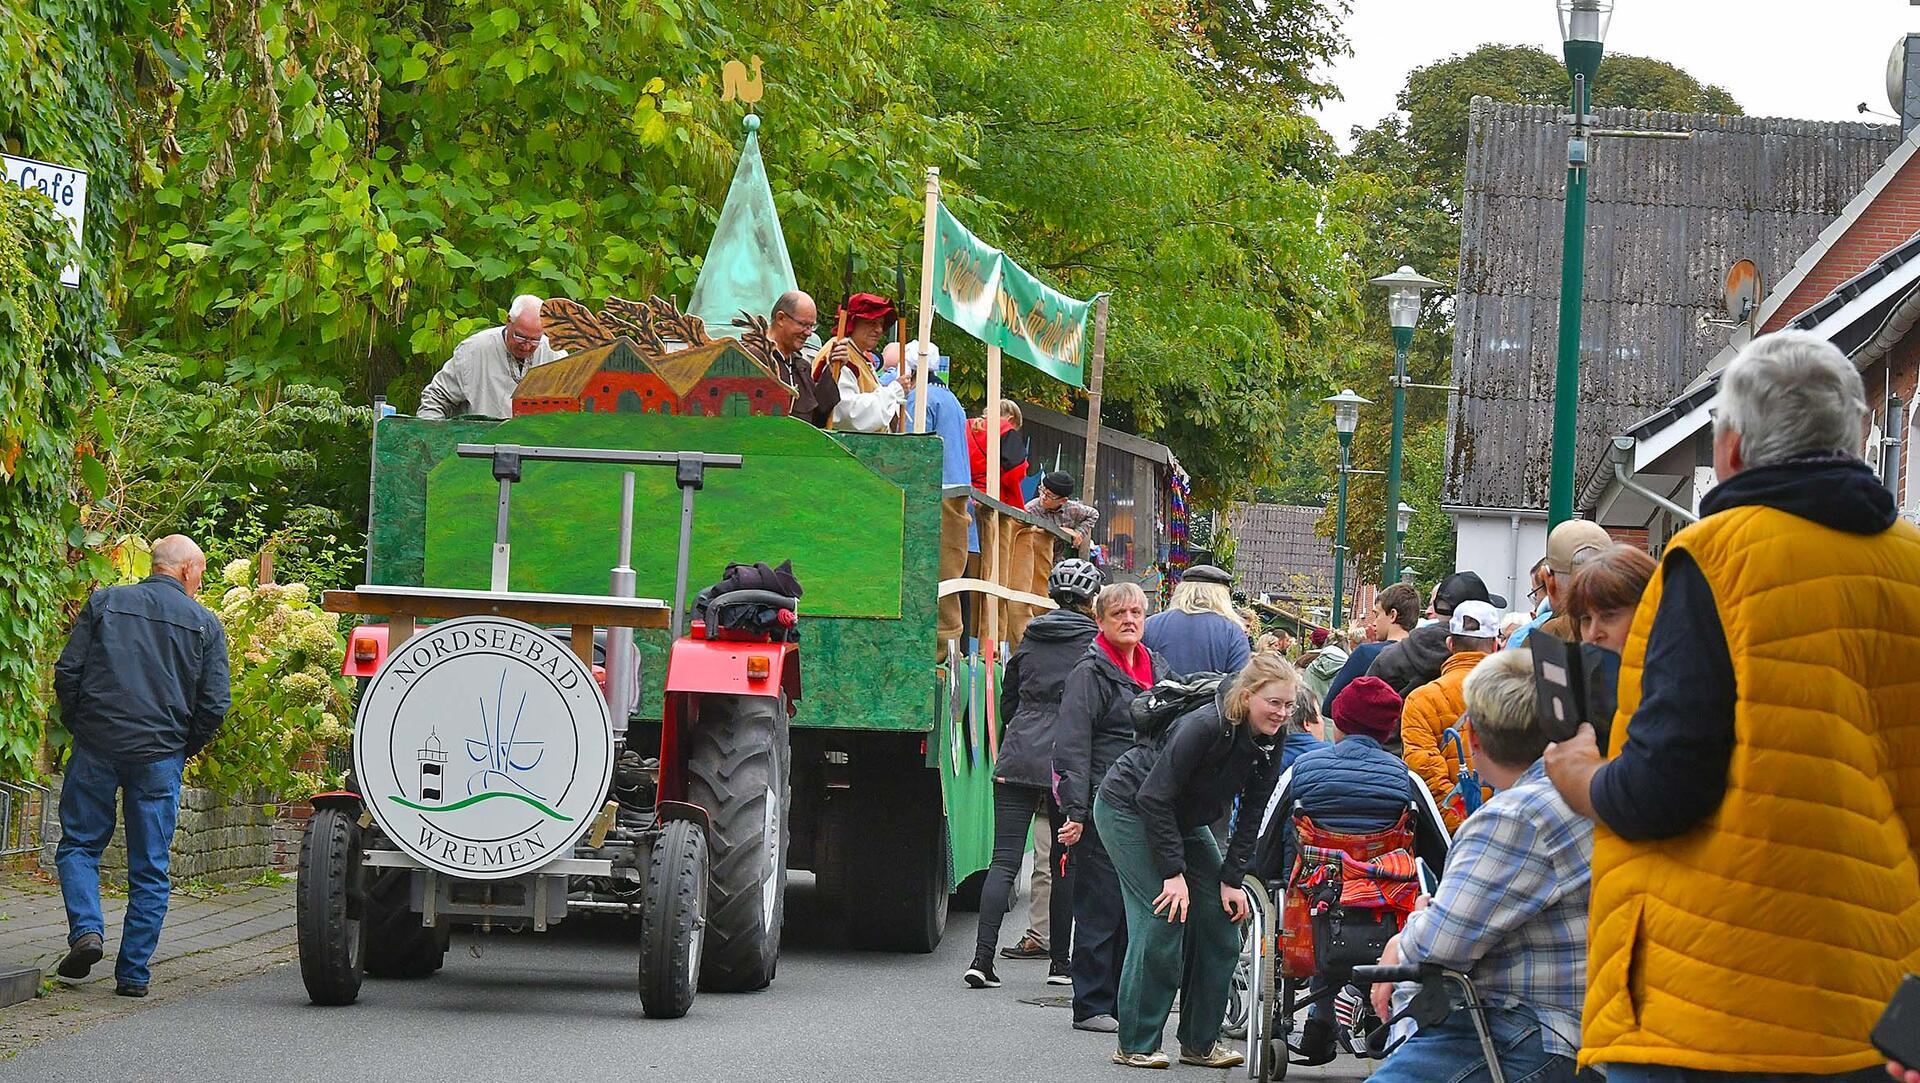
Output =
[
  {"x1": 1399, "y1": 599, "x2": 1499, "y2": 829},
  {"x1": 968, "y1": 399, "x2": 1028, "y2": 507}
]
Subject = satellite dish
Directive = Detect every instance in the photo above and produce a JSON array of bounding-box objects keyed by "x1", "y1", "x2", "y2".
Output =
[
  {"x1": 1724, "y1": 258, "x2": 1760, "y2": 326},
  {"x1": 1891, "y1": 37, "x2": 1909, "y2": 116}
]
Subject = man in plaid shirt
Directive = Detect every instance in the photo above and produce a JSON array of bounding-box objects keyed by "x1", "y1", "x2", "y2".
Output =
[{"x1": 1367, "y1": 648, "x2": 1593, "y2": 1083}]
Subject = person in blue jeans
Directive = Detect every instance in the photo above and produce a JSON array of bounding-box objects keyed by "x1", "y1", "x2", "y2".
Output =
[
  {"x1": 52, "y1": 535, "x2": 230, "y2": 997},
  {"x1": 1368, "y1": 648, "x2": 1591, "y2": 1083}
]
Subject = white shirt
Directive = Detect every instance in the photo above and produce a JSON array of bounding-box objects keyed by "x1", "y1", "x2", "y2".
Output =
[
  {"x1": 823, "y1": 348, "x2": 906, "y2": 433},
  {"x1": 417, "y1": 326, "x2": 564, "y2": 419}
]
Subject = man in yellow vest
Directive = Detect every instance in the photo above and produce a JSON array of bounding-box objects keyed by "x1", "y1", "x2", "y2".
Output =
[{"x1": 1546, "y1": 330, "x2": 1920, "y2": 1082}]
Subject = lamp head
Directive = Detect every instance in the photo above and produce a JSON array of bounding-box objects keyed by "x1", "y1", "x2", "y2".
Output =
[
  {"x1": 1396, "y1": 501, "x2": 1416, "y2": 536},
  {"x1": 1557, "y1": 0, "x2": 1612, "y2": 46},
  {"x1": 1368, "y1": 265, "x2": 1444, "y2": 331},
  {"x1": 1324, "y1": 388, "x2": 1371, "y2": 436}
]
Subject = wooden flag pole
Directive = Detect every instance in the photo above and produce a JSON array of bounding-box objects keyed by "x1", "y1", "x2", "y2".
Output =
[
  {"x1": 984, "y1": 340, "x2": 1004, "y2": 652},
  {"x1": 913, "y1": 167, "x2": 940, "y2": 434},
  {"x1": 1078, "y1": 293, "x2": 1110, "y2": 559}
]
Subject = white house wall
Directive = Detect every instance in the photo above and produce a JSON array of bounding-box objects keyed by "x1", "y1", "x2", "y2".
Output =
[{"x1": 1449, "y1": 510, "x2": 1549, "y2": 611}]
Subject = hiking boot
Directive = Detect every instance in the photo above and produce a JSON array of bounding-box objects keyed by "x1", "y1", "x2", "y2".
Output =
[
  {"x1": 1073, "y1": 1014, "x2": 1119, "y2": 1033},
  {"x1": 114, "y1": 983, "x2": 148, "y2": 998},
  {"x1": 1046, "y1": 962, "x2": 1072, "y2": 986},
  {"x1": 964, "y1": 964, "x2": 1002, "y2": 989},
  {"x1": 1000, "y1": 931, "x2": 1049, "y2": 960},
  {"x1": 1294, "y1": 1017, "x2": 1337, "y2": 1066},
  {"x1": 56, "y1": 933, "x2": 103, "y2": 984},
  {"x1": 1179, "y1": 1044, "x2": 1246, "y2": 1068},
  {"x1": 1110, "y1": 1051, "x2": 1171, "y2": 1069}
]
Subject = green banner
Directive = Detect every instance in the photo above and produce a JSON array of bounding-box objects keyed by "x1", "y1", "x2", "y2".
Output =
[{"x1": 931, "y1": 203, "x2": 1091, "y2": 388}]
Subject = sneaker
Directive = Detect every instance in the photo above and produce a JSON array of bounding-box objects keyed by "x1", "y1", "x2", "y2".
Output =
[
  {"x1": 1072, "y1": 1014, "x2": 1119, "y2": 1033},
  {"x1": 56, "y1": 933, "x2": 103, "y2": 983},
  {"x1": 964, "y1": 964, "x2": 1001, "y2": 989},
  {"x1": 1000, "y1": 932, "x2": 1049, "y2": 960},
  {"x1": 114, "y1": 983, "x2": 148, "y2": 998},
  {"x1": 1179, "y1": 1044, "x2": 1246, "y2": 1068},
  {"x1": 1110, "y1": 1051, "x2": 1171, "y2": 1069},
  {"x1": 1046, "y1": 962, "x2": 1072, "y2": 986}
]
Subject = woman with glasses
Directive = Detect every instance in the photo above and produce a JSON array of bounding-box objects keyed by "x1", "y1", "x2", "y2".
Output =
[{"x1": 1091, "y1": 653, "x2": 1301, "y2": 1069}]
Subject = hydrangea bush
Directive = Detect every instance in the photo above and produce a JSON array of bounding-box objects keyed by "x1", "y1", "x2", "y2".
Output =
[{"x1": 189, "y1": 557, "x2": 352, "y2": 799}]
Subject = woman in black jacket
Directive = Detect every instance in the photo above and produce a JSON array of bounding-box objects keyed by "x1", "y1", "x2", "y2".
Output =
[
  {"x1": 1093, "y1": 652, "x2": 1299, "y2": 1069},
  {"x1": 964, "y1": 559, "x2": 1104, "y2": 990},
  {"x1": 1052, "y1": 580, "x2": 1168, "y2": 1034}
]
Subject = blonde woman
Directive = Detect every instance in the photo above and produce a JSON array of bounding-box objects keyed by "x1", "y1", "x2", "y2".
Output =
[
  {"x1": 1142, "y1": 565, "x2": 1250, "y2": 676},
  {"x1": 1093, "y1": 653, "x2": 1301, "y2": 1069}
]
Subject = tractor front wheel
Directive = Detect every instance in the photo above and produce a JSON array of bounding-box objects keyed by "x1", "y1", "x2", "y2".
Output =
[
  {"x1": 296, "y1": 805, "x2": 365, "y2": 1005},
  {"x1": 638, "y1": 817, "x2": 707, "y2": 1019}
]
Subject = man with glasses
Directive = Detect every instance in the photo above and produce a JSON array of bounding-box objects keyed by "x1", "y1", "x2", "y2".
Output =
[
  {"x1": 1507, "y1": 519, "x2": 1610, "y2": 649},
  {"x1": 755, "y1": 289, "x2": 841, "y2": 425},
  {"x1": 418, "y1": 294, "x2": 565, "y2": 419}
]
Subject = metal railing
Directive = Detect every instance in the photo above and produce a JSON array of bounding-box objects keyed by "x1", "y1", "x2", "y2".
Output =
[{"x1": 0, "y1": 779, "x2": 52, "y2": 858}]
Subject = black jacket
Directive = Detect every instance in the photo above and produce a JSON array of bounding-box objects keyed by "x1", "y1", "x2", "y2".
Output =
[
  {"x1": 1100, "y1": 688, "x2": 1282, "y2": 885},
  {"x1": 1591, "y1": 455, "x2": 1895, "y2": 841},
  {"x1": 1367, "y1": 622, "x2": 1450, "y2": 697},
  {"x1": 1253, "y1": 734, "x2": 1450, "y2": 884},
  {"x1": 995, "y1": 608, "x2": 1099, "y2": 789},
  {"x1": 1054, "y1": 642, "x2": 1168, "y2": 822},
  {"x1": 55, "y1": 575, "x2": 231, "y2": 763}
]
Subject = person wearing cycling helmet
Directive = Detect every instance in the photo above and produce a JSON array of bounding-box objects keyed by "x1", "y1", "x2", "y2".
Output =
[{"x1": 965, "y1": 558, "x2": 1104, "y2": 990}]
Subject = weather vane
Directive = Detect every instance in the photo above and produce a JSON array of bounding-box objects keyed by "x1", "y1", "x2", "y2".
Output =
[{"x1": 721, "y1": 55, "x2": 764, "y2": 107}]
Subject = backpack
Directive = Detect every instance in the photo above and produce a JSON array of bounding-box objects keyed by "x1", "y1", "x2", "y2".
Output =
[{"x1": 1127, "y1": 671, "x2": 1227, "y2": 746}]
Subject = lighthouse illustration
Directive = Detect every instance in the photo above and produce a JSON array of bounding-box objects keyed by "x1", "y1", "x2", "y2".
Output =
[{"x1": 416, "y1": 729, "x2": 448, "y2": 806}]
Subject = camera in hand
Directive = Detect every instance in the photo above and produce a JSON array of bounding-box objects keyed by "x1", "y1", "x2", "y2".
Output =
[
  {"x1": 1529, "y1": 632, "x2": 1618, "y2": 753},
  {"x1": 1876, "y1": 974, "x2": 1920, "y2": 1069}
]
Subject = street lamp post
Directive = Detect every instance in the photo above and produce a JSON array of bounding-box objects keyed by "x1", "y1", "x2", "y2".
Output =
[
  {"x1": 1549, "y1": 0, "x2": 1613, "y2": 526},
  {"x1": 1369, "y1": 265, "x2": 1442, "y2": 583},
  {"x1": 1325, "y1": 389, "x2": 1371, "y2": 630}
]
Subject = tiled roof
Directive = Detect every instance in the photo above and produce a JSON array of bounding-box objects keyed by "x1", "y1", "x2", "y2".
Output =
[{"x1": 1226, "y1": 502, "x2": 1353, "y2": 601}]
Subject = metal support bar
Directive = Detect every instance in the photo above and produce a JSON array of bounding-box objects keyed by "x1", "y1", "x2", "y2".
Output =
[
  {"x1": 606, "y1": 472, "x2": 638, "y2": 731},
  {"x1": 456, "y1": 444, "x2": 743, "y2": 470},
  {"x1": 1613, "y1": 461, "x2": 1699, "y2": 525}
]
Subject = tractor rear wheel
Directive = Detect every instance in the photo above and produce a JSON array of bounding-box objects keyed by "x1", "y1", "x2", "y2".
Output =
[
  {"x1": 362, "y1": 866, "x2": 447, "y2": 978},
  {"x1": 297, "y1": 805, "x2": 365, "y2": 1005},
  {"x1": 638, "y1": 818, "x2": 707, "y2": 1019},
  {"x1": 683, "y1": 694, "x2": 790, "y2": 993}
]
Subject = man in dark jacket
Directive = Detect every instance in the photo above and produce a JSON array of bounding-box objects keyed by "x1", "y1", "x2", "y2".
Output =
[
  {"x1": 1257, "y1": 676, "x2": 1450, "y2": 1063},
  {"x1": 1322, "y1": 582, "x2": 1420, "y2": 714},
  {"x1": 53, "y1": 535, "x2": 230, "y2": 996},
  {"x1": 1054, "y1": 582, "x2": 1168, "y2": 1033},
  {"x1": 1367, "y1": 571, "x2": 1506, "y2": 698}
]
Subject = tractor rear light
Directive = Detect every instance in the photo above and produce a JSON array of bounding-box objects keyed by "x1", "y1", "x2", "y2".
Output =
[
  {"x1": 747, "y1": 656, "x2": 771, "y2": 681},
  {"x1": 352, "y1": 636, "x2": 379, "y2": 665}
]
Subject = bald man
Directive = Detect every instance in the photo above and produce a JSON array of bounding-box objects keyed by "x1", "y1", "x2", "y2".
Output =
[
  {"x1": 417, "y1": 294, "x2": 565, "y2": 419},
  {"x1": 53, "y1": 534, "x2": 230, "y2": 996}
]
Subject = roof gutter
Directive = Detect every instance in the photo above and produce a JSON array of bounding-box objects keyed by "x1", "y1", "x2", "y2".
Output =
[{"x1": 1608, "y1": 436, "x2": 1698, "y2": 525}]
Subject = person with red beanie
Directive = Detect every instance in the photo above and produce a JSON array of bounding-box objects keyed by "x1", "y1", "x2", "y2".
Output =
[{"x1": 1252, "y1": 675, "x2": 1452, "y2": 1063}]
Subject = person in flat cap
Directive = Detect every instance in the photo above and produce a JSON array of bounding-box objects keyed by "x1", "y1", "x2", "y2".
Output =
[
  {"x1": 1251, "y1": 674, "x2": 1451, "y2": 1064},
  {"x1": 1141, "y1": 564, "x2": 1250, "y2": 679},
  {"x1": 811, "y1": 292, "x2": 909, "y2": 433}
]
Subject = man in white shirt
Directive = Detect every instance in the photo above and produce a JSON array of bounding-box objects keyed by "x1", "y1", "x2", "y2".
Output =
[
  {"x1": 810, "y1": 292, "x2": 909, "y2": 433},
  {"x1": 417, "y1": 294, "x2": 565, "y2": 419}
]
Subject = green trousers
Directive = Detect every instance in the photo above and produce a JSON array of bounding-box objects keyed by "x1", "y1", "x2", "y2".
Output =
[{"x1": 1094, "y1": 794, "x2": 1243, "y2": 1056}]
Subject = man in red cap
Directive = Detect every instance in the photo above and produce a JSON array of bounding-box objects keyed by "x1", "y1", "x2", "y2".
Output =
[
  {"x1": 1253, "y1": 675, "x2": 1451, "y2": 1063},
  {"x1": 811, "y1": 292, "x2": 910, "y2": 433}
]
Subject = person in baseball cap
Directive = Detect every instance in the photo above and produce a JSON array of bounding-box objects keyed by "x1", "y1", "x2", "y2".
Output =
[
  {"x1": 1258, "y1": 673, "x2": 1452, "y2": 1064},
  {"x1": 1509, "y1": 518, "x2": 1612, "y2": 650},
  {"x1": 1403, "y1": 598, "x2": 1501, "y2": 830},
  {"x1": 1371, "y1": 569, "x2": 1505, "y2": 700}
]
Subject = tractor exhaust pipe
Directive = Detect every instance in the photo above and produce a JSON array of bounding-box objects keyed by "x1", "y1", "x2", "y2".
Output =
[{"x1": 607, "y1": 471, "x2": 639, "y2": 733}]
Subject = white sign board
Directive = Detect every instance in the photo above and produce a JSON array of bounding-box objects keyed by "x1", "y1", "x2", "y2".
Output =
[
  {"x1": 354, "y1": 616, "x2": 613, "y2": 880},
  {"x1": 3, "y1": 154, "x2": 88, "y2": 288}
]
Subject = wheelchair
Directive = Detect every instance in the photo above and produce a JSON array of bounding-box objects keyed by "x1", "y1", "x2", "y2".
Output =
[{"x1": 1238, "y1": 812, "x2": 1426, "y2": 1080}]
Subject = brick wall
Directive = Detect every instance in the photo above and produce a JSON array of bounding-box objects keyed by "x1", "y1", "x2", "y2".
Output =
[
  {"x1": 39, "y1": 776, "x2": 275, "y2": 884},
  {"x1": 1764, "y1": 155, "x2": 1920, "y2": 334}
]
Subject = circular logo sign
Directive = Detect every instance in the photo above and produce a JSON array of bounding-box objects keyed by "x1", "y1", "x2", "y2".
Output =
[{"x1": 354, "y1": 615, "x2": 612, "y2": 880}]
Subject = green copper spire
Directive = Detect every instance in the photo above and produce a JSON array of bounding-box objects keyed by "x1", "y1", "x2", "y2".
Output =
[{"x1": 687, "y1": 114, "x2": 799, "y2": 337}]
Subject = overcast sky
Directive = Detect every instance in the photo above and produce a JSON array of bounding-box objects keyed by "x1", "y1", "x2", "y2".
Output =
[{"x1": 1311, "y1": 1, "x2": 1920, "y2": 148}]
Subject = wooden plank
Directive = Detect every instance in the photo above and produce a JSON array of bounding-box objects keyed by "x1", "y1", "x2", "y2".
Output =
[
  {"x1": 1080, "y1": 293, "x2": 1109, "y2": 559},
  {"x1": 322, "y1": 587, "x2": 670, "y2": 629},
  {"x1": 570, "y1": 624, "x2": 595, "y2": 667}
]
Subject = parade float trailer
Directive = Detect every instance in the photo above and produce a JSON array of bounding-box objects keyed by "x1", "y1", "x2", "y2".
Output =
[{"x1": 298, "y1": 117, "x2": 1093, "y2": 1013}]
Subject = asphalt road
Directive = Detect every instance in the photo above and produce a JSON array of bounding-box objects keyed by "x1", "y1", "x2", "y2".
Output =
[{"x1": 4, "y1": 880, "x2": 1373, "y2": 1083}]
